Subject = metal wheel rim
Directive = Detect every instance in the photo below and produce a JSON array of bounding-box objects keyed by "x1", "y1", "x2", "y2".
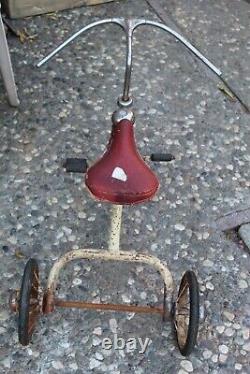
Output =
[
  {"x1": 27, "y1": 268, "x2": 40, "y2": 337},
  {"x1": 174, "y1": 279, "x2": 190, "y2": 349}
]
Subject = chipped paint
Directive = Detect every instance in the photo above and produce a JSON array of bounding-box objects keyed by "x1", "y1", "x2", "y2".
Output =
[{"x1": 112, "y1": 167, "x2": 127, "y2": 182}]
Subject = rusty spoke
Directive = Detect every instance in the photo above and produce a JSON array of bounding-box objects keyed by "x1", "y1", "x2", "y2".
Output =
[
  {"x1": 29, "y1": 298, "x2": 39, "y2": 305},
  {"x1": 174, "y1": 320, "x2": 178, "y2": 330},
  {"x1": 178, "y1": 306, "x2": 189, "y2": 312},
  {"x1": 28, "y1": 320, "x2": 36, "y2": 335},
  {"x1": 29, "y1": 306, "x2": 39, "y2": 314},
  {"x1": 33, "y1": 271, "x2": 39, "y2": 284},
  {"x1": 176, "y1": 312, "x2": 189, "y2": 317},
  {"x1": 176, "y1": 283, "x2": 188, "y2": 302}
]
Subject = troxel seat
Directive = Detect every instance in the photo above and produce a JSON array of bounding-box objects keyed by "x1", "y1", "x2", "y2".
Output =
[{"x1": 85, "y1": 119, "x2": 159, "y2": 204}]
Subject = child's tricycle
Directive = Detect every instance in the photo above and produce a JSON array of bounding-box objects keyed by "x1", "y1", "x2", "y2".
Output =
[{"x1": 9, "y1": 17, "x2": 221, "y2": 356}]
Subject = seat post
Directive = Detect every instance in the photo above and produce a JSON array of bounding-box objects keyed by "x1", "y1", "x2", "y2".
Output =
[{"x1": 108, "y1": 205, "x2": 123, "y2": 254}]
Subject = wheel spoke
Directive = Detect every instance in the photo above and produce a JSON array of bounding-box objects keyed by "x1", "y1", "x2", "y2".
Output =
[
  {"x1": 29, "y1": 305, "x2": 39, "y2": 314},
  {"x1": 33, "y1": 271, "x2": 39, "y2": 285},
  {"x1": 176, "y1": 312, "x2": 189, "y2": 316},
  {"x1": 177, "y1": 282, "x2": 188, "y2": 302},
  {"x1": 174, "y1": 320, "x2": 178, "y2": 330},
  {"x1": 178, "y1": 306, "x2": 189, "y2": 312},
  {"x1": 30, "y1": 298, "x2": 38, "y2": 305},
  {"x1": 28, "y1": 320, "x2": 36, "y2": 335}
]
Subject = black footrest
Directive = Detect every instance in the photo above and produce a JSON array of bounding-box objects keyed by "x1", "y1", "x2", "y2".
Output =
[
  {"x1": 63, "y1": 158, "x2": 88, "y2": 173},
  {"x1": 150, "y1": 153, "x2": 175, "y2": 162}
]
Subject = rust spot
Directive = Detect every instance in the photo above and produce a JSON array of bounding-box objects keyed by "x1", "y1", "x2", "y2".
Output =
[{"x1": 43, "y1": 290, "x2": 55, "y2": 314}]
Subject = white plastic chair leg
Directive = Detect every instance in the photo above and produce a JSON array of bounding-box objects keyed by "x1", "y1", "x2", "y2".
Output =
[{"x1": 0, "y1": 9, "x2": 19, "y2": 106}]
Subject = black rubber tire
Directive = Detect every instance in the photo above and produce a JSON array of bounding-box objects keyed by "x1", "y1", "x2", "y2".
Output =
[
  {"x1": 18, "y1": 258, "x2": 39, "y2": 346},
  {"x1": 174, "y1": 270, "x2": 199, "y2": 356}
]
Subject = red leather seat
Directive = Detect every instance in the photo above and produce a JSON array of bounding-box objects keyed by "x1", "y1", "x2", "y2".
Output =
[{"x1": 85, "y1": 119, "x2": 159, "y2": 205}]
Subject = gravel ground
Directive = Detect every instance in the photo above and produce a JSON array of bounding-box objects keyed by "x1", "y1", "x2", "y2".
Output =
[{"x1": 0, "y1": 0, "x2": 250, "y2": 373}]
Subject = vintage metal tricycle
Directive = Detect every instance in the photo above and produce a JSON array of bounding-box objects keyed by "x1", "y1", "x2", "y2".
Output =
[{"x1": 9, "y1": 17, "x2": 222, "y2": 356}]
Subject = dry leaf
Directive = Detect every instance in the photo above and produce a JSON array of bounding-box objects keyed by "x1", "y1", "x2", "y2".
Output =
[
  {"x1": 15, "y1": 250, "x2": 26, "y2": 259},
  {"x1": 217, "y1": 84, "x2": 237, "y2": 102}
]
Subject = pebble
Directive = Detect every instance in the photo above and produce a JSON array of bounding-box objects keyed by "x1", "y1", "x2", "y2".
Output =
[
  {"x1": 2, "y1": 358, "x2": 11, "y2": 369},
  {"x1": 219, "y1": 354, "x2": 228, "y2": 363},
  {"x1": 93, "y1": 327, "x2": 102, "y2": 336},
  {"x1": 240, "y1": 272, "x2": 247, "y2": 279},
  {"x1": 128, "y1": 277, "x2": 134, "y2": 285},
  {"x1": 140, "y1": 291, "x2": 147, "y2": 299},
  {"x1": 74, "y1": 265, "x2": 81, "y2": 272},
  {"x1": 72, "y1": 278, "x2": 82, "y2": 286},
  {"x1": 243, "y1": 342, "x2": 250, "y2": 352},
  {"x1": 203, "y1": 349, "x2": 212, "y2": 359},
  {"x1": 56, "y1": 231, "x2": 64, "y2": 239},
  {"x1": 62, "y1": 226, "x2": 72, "y2": 235},
  {"x1": 151, "y1": 243, "x2": 158, "y2": 251},
  {"x1": 89, "y1": 358, "x2": 102, "y2": 370},
  {"x1": 203, "y1": 259, "x2": 213, "y2": 267},
  {"x1": 8, "y1": 236, "x2": 17, "y2": 245},
  {"x1": 122, "y1": 294, "x2": 131, "y2": 303},
  {"x1": 233, "y1": 323, "x2": 241, "y2": 330},
  {"x1": 82, "y1": 336, "x2": 89, "y2": 344},
  {"x1": 238, "y1": 223, "x2": 250, "y2": 249},
  {"x1": 78, "y1": 212, "x2": 86, "y2": 219},
  {"x1": 235, "y1": 363, "x2": 242, "y2": 371},
  {"x1": 126, "y1": 313, "x2": 135, "y2": 320},
  {"x1": 199, "y1": 305, "x2": 205, "y2": 319},
  {"x1": 92, "y1": 337, "x2": 102, "y2": 346},
  {"x1": 238, "y1": 279, "x2": 248, "y2": 289},
  {"x1": 242, "y1": 328, "x2": 249, "y2": 340},
  {"x1": 95, "y1": 352, "x2": 104, "y2": 361},
  {"x1": 0, "y1": 310, "x2": 8, "y2": 321},
  {"x1": 180, "y1": 360, "x2": 193, "y2": 372},
  {"x1": 235, "y1": 337, "x2": 244, "y2": 345},
  {"x1": 225, "y1": 327, "x2": 235, "y2": 337},
  {"x1": 69, "y1": 363, "x2": 78, "y2": 370},
  {"x1": 202, "y1": 232, "x2": 210, "y2": 239},
  {"x1": 219, "y1": 345, "x2": 229, "y2": 354},
  {"x1": 211, "y1": 355, "x2": 218, "y2": 363},
  {"x1": 175, "y1": 223, "x2": 185, "y2": 231},
  {"x1": 223, "y1": 311, "x2": 235, "y2": 321},
  {"x1": 27, "y1": 348, "x2": 33, "y2": 356},
  {"x1": 135, "y1": 369, "x2": 144, "y2": 374},
  {"x1": 206, "y1": 282, "x2": 214, "y2": 291},
  {"x1": 52, "y1": 361, "x2": 64, "y2": 370}
]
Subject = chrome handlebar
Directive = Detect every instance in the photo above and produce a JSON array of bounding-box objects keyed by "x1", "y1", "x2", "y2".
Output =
[{"x1": 37, "y1": 17, "x2": 221, "y2": 108}]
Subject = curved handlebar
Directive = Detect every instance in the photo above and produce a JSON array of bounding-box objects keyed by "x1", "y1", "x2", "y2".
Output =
[{"x1": 37, "y1": 17, "x2": 222, "y2": 105}]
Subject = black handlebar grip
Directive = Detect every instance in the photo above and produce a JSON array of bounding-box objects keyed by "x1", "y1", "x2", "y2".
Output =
[
  {"x1": 150, "y1": 153, "x2": 175, "y2": 162},
  {"x1": 63, "y1": 158, "x2": 88, "y2": 173}
]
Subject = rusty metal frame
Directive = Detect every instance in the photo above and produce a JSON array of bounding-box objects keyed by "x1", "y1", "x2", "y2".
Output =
[
  {"x1": 44, "y1": 248, "x2": 174, "y2": 314},
  {"x1": 43, "y1": 205, "x2": 174, "y2": 315}
]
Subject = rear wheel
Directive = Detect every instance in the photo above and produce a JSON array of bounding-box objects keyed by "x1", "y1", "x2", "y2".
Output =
[
  {"x1": 18, "y1": 259, "x2": 40, "y2": 345},
  {"x1": 173, "y1": 270, "x2": 199, "y2": 356}
]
